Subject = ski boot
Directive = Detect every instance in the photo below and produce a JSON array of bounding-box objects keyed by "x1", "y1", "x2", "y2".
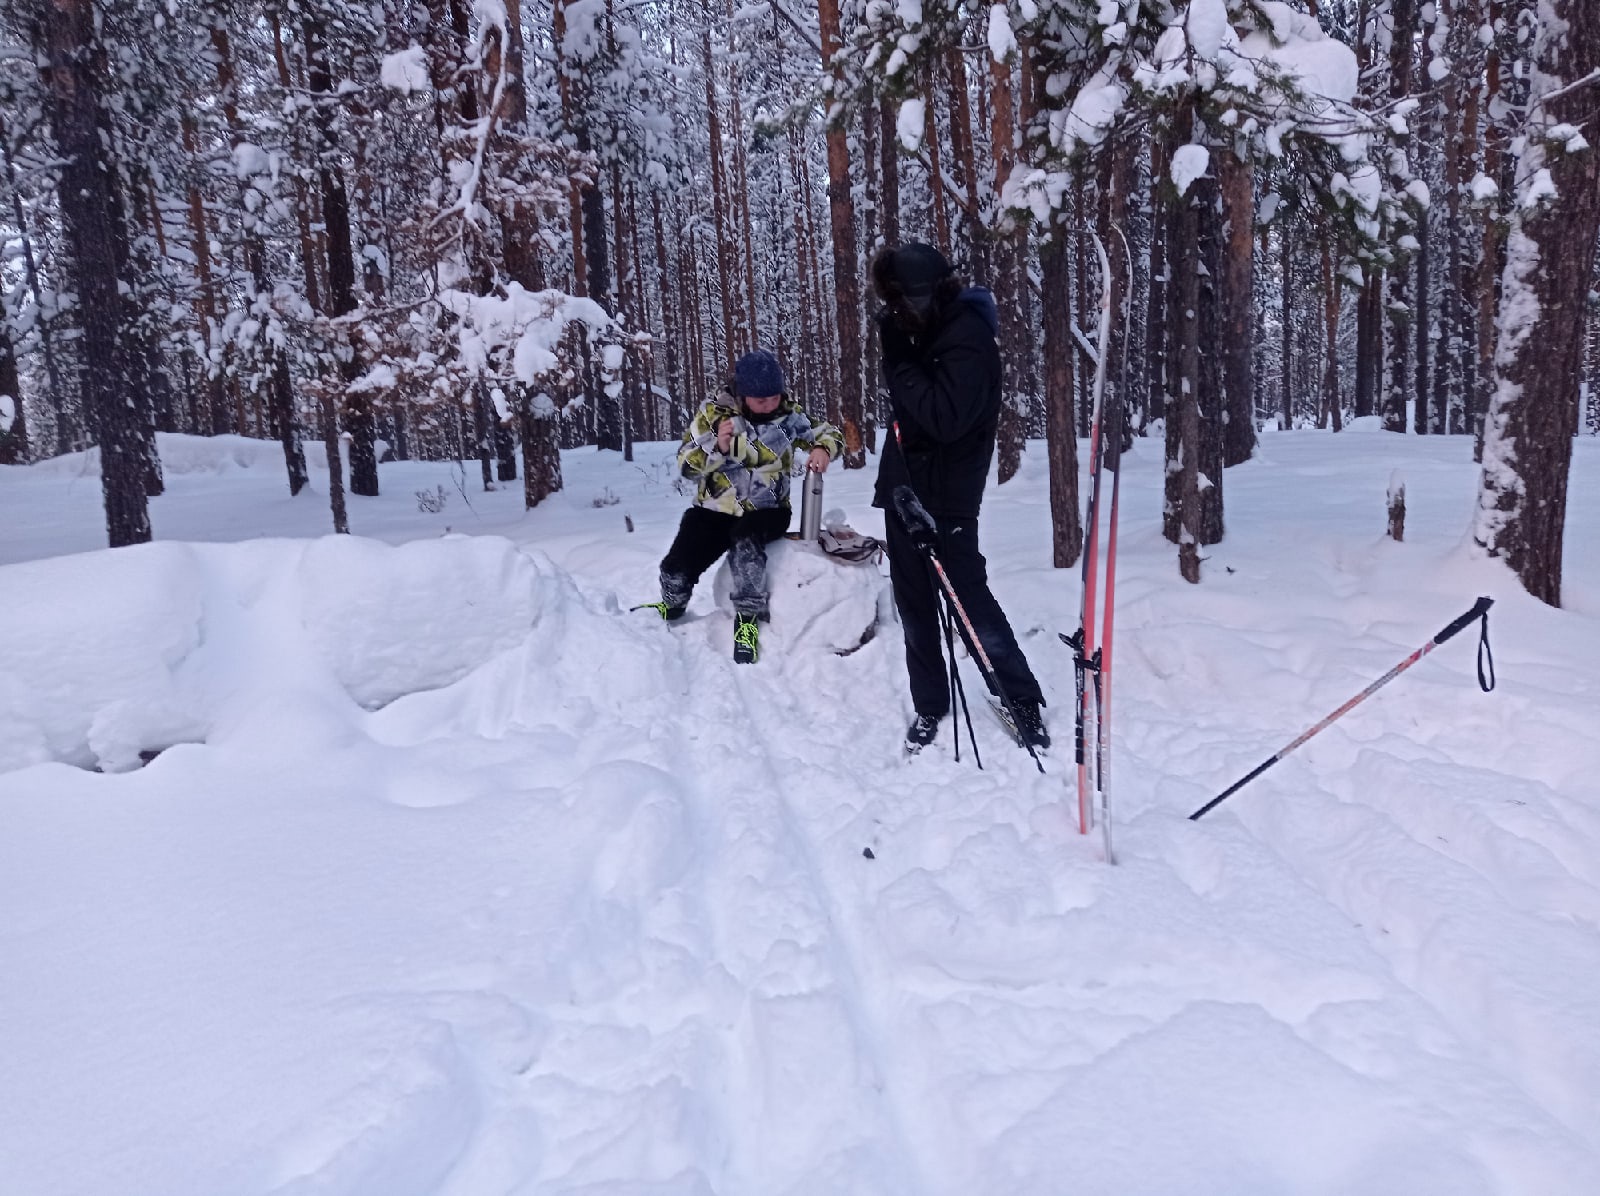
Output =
[
  {"x1": 904, "y1": 713, "x2": 941, "y2": 755},
  {"x1": 1013, "y1": 700, "x2": 1050, "y2": 750},
  {"x1": 733, "y1": 613, "x2": 761, "y2": 664}
]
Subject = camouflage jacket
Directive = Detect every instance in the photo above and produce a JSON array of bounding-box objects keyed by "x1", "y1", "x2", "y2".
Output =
[{"x1": 678, "y1": 397, "x2": 845, "y2": 515}]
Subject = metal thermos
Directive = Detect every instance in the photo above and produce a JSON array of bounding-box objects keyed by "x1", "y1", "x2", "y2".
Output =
[{"x1": 799, "y1": 469, "x2": 824, "y2": 541}]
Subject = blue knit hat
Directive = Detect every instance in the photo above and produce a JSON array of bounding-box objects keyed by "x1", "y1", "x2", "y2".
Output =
[{"x1": 733, "y1": 349, "x2": 785, "y2": 398}]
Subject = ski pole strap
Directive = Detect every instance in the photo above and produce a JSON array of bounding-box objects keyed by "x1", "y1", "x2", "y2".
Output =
[
  {"x1": 1429, "y1": 596, "x2": 1494, "y2": 693},
  {"x1": 1478, "y1": 619, "x2": 1495, "y2": 692}
]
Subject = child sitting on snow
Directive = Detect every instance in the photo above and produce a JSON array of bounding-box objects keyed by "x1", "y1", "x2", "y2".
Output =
[{"x1": 638, "y1": 349, "x2": 843, "y2": 664}]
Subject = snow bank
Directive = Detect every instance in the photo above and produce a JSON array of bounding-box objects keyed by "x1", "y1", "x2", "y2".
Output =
[
  {"x1": 18, "y1": 432, "x2": 365, "y2": 480},
  {"x1": 0, "y1": 526, "x2": 887, "y2": 774},
  {"x1": 0, "y1": 535, "x2": 544, "y2": 772}
]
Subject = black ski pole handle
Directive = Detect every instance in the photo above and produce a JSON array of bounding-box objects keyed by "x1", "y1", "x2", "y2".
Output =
[{"x1": 1434, "y1": 596, "x2": 1493, "y2": 646}]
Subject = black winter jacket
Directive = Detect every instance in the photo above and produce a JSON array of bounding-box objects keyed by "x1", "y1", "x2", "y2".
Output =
[{"x1": 872, "y1": 286, "x2": 1002, "y2": 520}]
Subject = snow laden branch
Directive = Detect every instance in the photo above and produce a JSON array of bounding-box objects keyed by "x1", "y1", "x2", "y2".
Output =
[
  {"x1": 443, "y1": 287, "x2": 613, "y2": 387},
  {"x1": 443, "y1": 0, "x2": 511, "y2": 229}
]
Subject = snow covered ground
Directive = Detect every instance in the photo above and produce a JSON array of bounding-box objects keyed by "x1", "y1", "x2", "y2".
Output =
[{"x1": 3, "y1": 427, "x2": 1599, "y2": 1195}]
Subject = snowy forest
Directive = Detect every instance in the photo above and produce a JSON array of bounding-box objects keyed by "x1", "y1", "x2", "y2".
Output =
[{"x1": 2, "y1": 0, "x2": 1598, "y2": 604}]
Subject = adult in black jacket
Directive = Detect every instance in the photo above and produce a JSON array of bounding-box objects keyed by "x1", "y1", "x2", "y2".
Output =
[{"x1": 871, "y1": 243, "x2": 1048, "y2": 752}]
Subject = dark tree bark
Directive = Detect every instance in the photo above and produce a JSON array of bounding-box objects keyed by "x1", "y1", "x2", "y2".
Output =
[
  {"x1": 305, "y1": 16, "x2": 375, "y2": 502},
  {"x1": 213, "y1": 25, "x2": 307, "y2": 495},
  {"x1": 0, "y1": 113, "x2": 70, "y2": 454},
  {"x1": 1195, "y1": 170, "x2": 1225, "y2": 543},
  {"x1": 0, "y1": 310, "x2": 24, "y2": 464},
  {"x1": 879, "y1": 96, "x2": 901, "y2": 246},
  {"x1": 945, "y1": 46, "x2": 986, "y2": 278},
  {"x1": 35, "y1": 0, "x2": 150, "y2": 546},
  {"x1": 1280, "y1": 225, "x2": 1294, "y2": 429},
  {"x1": 1415, "y1": 11, "x2": 1436, "y2": 436},
  {"x1": 818, "y1": 0, "x2": 866, "y2": 467},
  {"x1": 702, "y1": 13, "x2": 738, "y2": 375},
  {"x1": 1164, "y1": 110, "x2": 1203, "y2": 583},
  {"x1": 1382, "y1": 0, "x2": 1418, "y2": 434},
  {"x1": 1217, "y1": 149, "x2": 1257, "y2": 465},
  {"x1": 1319, "y1": 226, "x2": 1344, "y2": 432},
  {"x1": 1041, "y1": 225, "x2": 1080, "y2": 568},
  {"x1": 652, "y1": 190, "x2": 682, "y2": 414},
  {"x1": 990, "y1": 44, "x2": 1025, "y2": 484},
  {"x1": 1474, "y1": 0, "x2": 1600, "y2": 606},
  {"x1": 1145, "y1": 138, "x2": 1167, "y2": 430},
  {"x1": 1353, "y1": 274, "x2": 1379, "y2": 419}
]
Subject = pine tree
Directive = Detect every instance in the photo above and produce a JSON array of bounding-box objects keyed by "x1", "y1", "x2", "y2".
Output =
[
  {"x1": 31, "y1": 0, "x2": 151, "y2": 546},
  {"x1": 1474, "y1": 0, "x2": 1600, "y2": 606}
]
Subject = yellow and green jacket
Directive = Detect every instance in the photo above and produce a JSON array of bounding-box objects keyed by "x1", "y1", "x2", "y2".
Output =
[{"x1": 678, "y1": 397, "x2": 844, "y2": 515}]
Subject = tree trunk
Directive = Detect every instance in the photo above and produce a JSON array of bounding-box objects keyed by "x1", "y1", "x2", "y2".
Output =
[
  {"x1": 1474, "y1": 0, "x2": 1600, "y2": 606},
  {"x1": 990, "y1": 43, "x2": 1025, "y2": 484},
  {"x1": 1320, "y1": 226, "x2": 1344, "y2": 432},
  {"x1": 652, "y1": 189, "x2": 683, "y2": 414},
  {"x1": 0, "y1": 311, "x2": 24, "y2": 464},
  {"x1": 724, "y1": 11, "x2": 759, "y2": 347},
  {"x1": 880, "y1": 96, "x2": 901, "y2": 247},
  {"x1": 1280, "y1": 225, "x2": 1294, "y2": 428},
  {"x1": 1041, "y1": 226, "x2": 1080, "y2": 567},
  {"x1": 945, "y1": 46, "x2": 986, "y2": 277},
  {"x1": 1, "y1": 113, "x2": 70, "y2": 454},
  {"x1": 1382, "y1": 0, "x2": 1419, "y2": 433},
  {"x1": 1196, "y1": 170, "x2": 1226, "y2": 542},
  {"x1": 1353, "y1": 273, "x2": 1378, "y2": 418},
  {"x1": 1218, "y1": 149, "x2": 1257, "y2": 464},
  {"x1": 818, "y1": 0, "x2": 866, "y2": 467},
  {"x1": 1476, "y1": 0, "x2": 1512, "y2": 460},
  {"x1": 702, "y1": 14, "x2": 739, "y2": 372},
  {"x1": 1165, "y1": 110, "x2": 1203, "y2": 583},
  {"x1": 36, "y1": 0, "x2": 151, "y2": 546},
  {"x1": 213, "y1": 25, "x2": 307, "y2": 494},
  {"x1": 1146, "y1": 139, "x2": 1167, "y2": 430},
  {"x1": 1435, "y1": 0, "x2": 1470, "y2": 436},
  {"x1": 305, "y1": 16, "x2": 375, "y2": 501},
  {"x1": 268, "y1": 12, "x2": 324, "y2": 319},
  {"x1": 923, "y1": 72, "x2": 950, "y2": 256}
]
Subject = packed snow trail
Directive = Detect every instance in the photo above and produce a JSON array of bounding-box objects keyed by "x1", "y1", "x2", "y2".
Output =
[{"x1": 3, "y1": 430, "x2": 1600, "y2": 1193}]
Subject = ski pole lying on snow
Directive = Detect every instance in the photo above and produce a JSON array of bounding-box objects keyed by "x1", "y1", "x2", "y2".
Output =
[
  {"x1": 1189, "y1": 596, "x2": 1496, "y2": 822},
  {"x1": 893, "y1": 484, "x2": 1046, "y2": 774}
]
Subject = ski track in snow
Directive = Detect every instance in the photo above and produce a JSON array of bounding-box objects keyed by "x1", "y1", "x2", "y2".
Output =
[{"x1": 2, "y1": 429, "x2": 1600, "y2": 1193}]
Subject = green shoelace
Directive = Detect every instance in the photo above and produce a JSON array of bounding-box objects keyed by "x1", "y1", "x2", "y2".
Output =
[{"x1": 734, "y1": 617, "x2": 760, "y2": 658}]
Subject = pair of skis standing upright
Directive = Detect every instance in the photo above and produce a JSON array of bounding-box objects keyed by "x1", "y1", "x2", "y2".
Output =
[{"x1": 1067, "y1": 232, "x2": 1128, "y2": 867}]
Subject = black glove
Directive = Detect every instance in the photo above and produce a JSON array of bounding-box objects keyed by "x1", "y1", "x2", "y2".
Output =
[
  {"x1": 878, "y1": 310, "x2": 916, "y2": 367},
  {"x1": 892, "y1": 484, "x2": 938, "y2": 553}
]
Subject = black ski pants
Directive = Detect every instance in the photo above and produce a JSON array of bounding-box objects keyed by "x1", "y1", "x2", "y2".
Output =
[
  {"x1": 660, "y1": 505, "x2": 791, "y2": 617},
  {"x1": 884, "y1": 507, "x2": 1043, "y2": 718}
]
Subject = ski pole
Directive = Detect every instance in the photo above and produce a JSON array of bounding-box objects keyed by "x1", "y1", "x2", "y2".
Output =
[
  {"x1": 1189, "y1": 596, "x2": 1497, "y2": 821},
  {"x1": 893, "y1": 485, "x2": 1045, "y2": 774}
]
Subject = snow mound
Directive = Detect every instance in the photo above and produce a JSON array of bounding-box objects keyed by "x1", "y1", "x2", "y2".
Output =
[
  {"x1": 18, "y1": 432, "x2": 355, "y2": 479},
  {"x1": 0, "y1": 535, "x2": 546, "y2": 772}
]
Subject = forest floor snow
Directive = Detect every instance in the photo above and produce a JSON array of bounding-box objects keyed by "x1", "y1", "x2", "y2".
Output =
[{"x1": 2, "y1": 427, "x2": 1599, "y2": 1194}]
